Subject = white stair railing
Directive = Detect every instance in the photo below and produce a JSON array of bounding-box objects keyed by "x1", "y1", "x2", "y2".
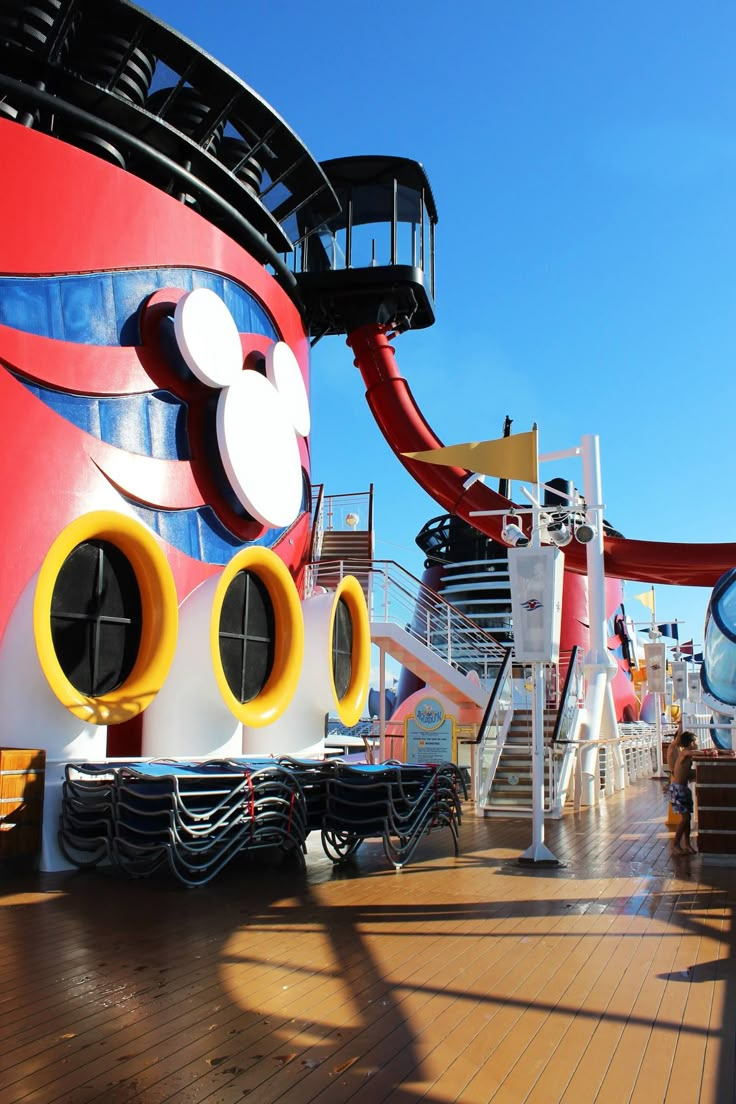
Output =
[
  {"x1": 306, "y1": 557, "x2": 508, "y2": 685},
  {"x1": 548, "y1": 647, "x2": 585, "y2": 816},
  {"x1": 470, "y1": 650, "x2": 514, "y2": 806}
]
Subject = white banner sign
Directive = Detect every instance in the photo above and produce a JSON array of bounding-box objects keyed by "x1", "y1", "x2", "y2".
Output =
[
  {"x1": 671, "y1": 660, "x2": 688, "y2": 700},
  {"x1": 644, "y1": 642, "x2": 666, "y2": 693},
  {"x1": 687, "y1": 670, "x2": 702, "y2": 702},
  {"x1": 508, "y1": 546, "x2": 564, "y2": 663}
]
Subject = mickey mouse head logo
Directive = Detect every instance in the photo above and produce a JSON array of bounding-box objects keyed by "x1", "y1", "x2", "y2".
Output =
[
  {"x1": 521, "y1": 599, "x2": 543, "y2": 611},
  {"x1": 173, "y1": 288, "x2": 310, "y2": 529}
]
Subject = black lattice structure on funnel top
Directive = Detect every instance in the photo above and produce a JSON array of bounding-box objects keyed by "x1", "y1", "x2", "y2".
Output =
[{"x1": 0, "y1": 0, "x2": 340, "y2": 291}]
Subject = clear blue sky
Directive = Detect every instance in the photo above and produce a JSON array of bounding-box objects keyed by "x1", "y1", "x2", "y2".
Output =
[{"x1": 144, "y1": 0, "x2": 736, "y2": 650}]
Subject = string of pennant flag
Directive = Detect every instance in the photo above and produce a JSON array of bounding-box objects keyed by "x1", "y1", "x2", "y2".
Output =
[{"x1": 632, "y1": 587, "x2": 702, "y2": 660}]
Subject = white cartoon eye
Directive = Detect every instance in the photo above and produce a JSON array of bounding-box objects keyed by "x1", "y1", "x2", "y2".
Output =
[
  {"x1": 265, "y1": 341, "x2": 310, "y2": 437},
  {"x1": 216, "y1": 371, "x2": 303, "y2": 528},
  {"x1": 173, "y1": 288, "x2": 243, "y2": 387}
]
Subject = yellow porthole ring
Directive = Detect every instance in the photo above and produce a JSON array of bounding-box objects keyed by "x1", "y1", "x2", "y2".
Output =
[
  {"x1": 33, "y1": 511, "x2": 179, "y2": 725},
  {"x1": 330, "y1": 574, "x2": 371, "y2": 727},
  {"x1": 210, "y1": 547, "x2": 304, "y2": 727}
]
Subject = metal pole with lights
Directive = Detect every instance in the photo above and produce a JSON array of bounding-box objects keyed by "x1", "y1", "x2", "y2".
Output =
[
  {"x1": 510, "y1": 511, "x2": 564, "y2": 866},
  {"x1": 537, "y1": 436, "x2": 618, "y2": 805},
  {"x1": 466, "y1": 498, "x2": 564, "y2": 865},
  {"x1": 404, "y1": 427, "x2": 617, "y2": 857},
  {"x1": 643, "y1": 628, "x2": 666, "y2": 777}
]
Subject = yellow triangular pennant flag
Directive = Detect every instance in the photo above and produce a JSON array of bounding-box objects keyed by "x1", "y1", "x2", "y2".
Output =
[
  {"x1": 403, "y1": 428, "x2": 538, "y2": 484},
  {"x1": 634, "y1": 588, "x2": 656, "y2": 613}
]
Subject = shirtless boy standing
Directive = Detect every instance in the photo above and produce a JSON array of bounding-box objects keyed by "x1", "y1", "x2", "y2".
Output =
[{"x1": 668, "y1": 731, "x2": 698, "y2": 854}]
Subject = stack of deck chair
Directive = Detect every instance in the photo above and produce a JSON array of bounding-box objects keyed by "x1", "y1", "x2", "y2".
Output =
[
  {"x1": 60, "y1": 765, "x2": 118, "y2": 868},
  {"x1": 59, "y1": 759, "x2": 309, "y2": 886},
  {"x1": 276, "y1": 757, "x2": 332, "y2": 832},
  {"x1": 320, "y1": 761, "x2": 467, "y2": 869}
]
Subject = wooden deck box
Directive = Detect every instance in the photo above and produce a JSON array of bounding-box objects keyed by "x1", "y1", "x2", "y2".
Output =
[
  {"x1": 695, "y1": 757, "x2": 736, "y2": 858},
  {"x1": 0, "y1": 748, "x2": 46, "y2": 860}
]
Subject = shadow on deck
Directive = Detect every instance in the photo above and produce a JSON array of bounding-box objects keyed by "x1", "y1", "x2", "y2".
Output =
[{"x1": 1, "y1": 779, "x2": 734, "y2": 1104}]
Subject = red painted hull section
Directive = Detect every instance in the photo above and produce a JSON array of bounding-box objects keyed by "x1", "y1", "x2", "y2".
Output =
[{"x1": 0, "y1": 125, "x2": 312, "y2": 752}]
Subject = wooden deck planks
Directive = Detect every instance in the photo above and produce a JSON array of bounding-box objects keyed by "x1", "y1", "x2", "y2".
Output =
[
  {"x1": 698, "y1": 910, "x2": 736, "y2": 1104},
  {"x1": 267, "y1": 896, "x2": 552, "y2": 1103},
  {"x1": 480, "y1": 892, "x2": 665, "y2": 1104},
  {"x1": 557, "y1": 900, "x2": 695, "y2": 1102},
  {"x1": 0, "y1": 779, "x2": 735, "y2": 1104},
  {"x1": 521, "y1": 908, "x2": 673, "y2": 1103},
  {"x1": 319, "y1": 910, "x2": 581, "y2": 1103},
  {"x1": 473, "y1": 905, "x2": 661, "y2": 1104},
  {"x1": 662, "y1": 888, "x2": 731, "y2": 1104}
]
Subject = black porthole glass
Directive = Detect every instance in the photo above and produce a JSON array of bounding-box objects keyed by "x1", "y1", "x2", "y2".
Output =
[
  {"x1": 219, "y1": 570, "x2": 275, "y2": 703},
  {"x1": 332, "y1": 597, "x2": 353, "y2": 700},
  {"x1": 50, "y1": 540, "x2": 142, "y2": 696}
]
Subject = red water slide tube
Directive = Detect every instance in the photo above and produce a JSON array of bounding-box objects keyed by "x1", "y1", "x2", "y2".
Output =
[{"x1": 347, "y1": 323, "x2": 736, "y2": 587}]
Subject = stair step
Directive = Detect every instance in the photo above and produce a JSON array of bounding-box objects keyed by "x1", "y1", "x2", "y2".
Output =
[{"x1": 487, "y1": 804, "x2": 533, "y2": 813}]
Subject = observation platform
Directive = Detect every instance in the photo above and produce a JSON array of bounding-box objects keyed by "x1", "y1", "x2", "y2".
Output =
[{"x1": 1, "y1": 777, "x2": 734, "y2": 1103}]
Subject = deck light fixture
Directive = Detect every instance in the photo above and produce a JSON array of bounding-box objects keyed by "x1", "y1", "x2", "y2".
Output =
[
  {"x1": 501, "y1": 514, "x2": 529, "y2": 548},
  {"x1": 547, "y1": 518, "x2": 573, "y2": 547}
]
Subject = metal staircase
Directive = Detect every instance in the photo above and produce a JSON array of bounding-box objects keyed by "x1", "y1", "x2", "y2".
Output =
[
  {"x1": 308, "y1": 489, "x2": 583, "y2": 815},
  {"x1": 484, "y1": 708, "x2": 558, "y2": 812},
  {"x1": 309, "y1": 486, "x2": 374, "y2": 597},
  {"x1": 464, "y1": 648, "x2": 585, "y2": 817},
  {"x1": 307, "y1": 489, "x2": 664, "y2": 819},
  {"x1": 306, "y1": 488, "x2": 507, "y2": 709},
  {"x1": 309, "y1": 556, "x2": 507, "y2": 708}
]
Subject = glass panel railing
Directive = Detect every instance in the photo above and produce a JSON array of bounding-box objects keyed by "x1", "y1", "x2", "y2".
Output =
[
  {"x1": 548, "y1": 646, "x2": 583, "y2": 813},
  {"x1": 320, "y1": 490, "x2": 373, "y2": 534},
  {"x1": 473, "y1": 649, "x2": 513, "y2": 805},
  {"x1": 553, "y1": 646, "x2": 583, "y2": 744}
]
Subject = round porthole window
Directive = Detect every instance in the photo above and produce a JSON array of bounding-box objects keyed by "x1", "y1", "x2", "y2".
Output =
[
  {"x1": 218, "y1": 569, "x2": 275, "y2": 703},
  {"x1": 34, "y1": 512, "x2": 178, "y2": 723},
  {"x1": 50, "y1": 539, "x2": 142, "y2": 697},
  {"x1": 328, "y1": 575, "x2": 371, "y2": 727},
  {"x1": 332, "y1": 596, "x2": 353, "y2": 701},
  {"x1": 210, "y1": 546, "x2": 304, "y2": 727}
]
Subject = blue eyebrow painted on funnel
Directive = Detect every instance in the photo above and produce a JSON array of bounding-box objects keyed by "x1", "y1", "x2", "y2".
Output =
[
  {"x1": 0, "y1": 269, "x2": 278, "y2": 345},
  {"x1": 8, "y1": 374, "x2": 190, "y2": 460},
  {"x1": 125, "y1": 489, "x2": 308, "y2": 566}
]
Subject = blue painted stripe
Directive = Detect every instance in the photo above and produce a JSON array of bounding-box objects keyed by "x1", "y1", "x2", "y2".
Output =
[
  {"x1": 0, "y1": 269, "x2": 278, "y2": 345},
  {"x1": 126, "y1": 497, "x2": 306, "y2": 565},
  {"x1": 13, "y1": 375, "x2": 189, "y2": 460}
]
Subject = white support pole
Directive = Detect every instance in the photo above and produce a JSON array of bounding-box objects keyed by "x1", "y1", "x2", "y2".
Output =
[
  {"x1": 654, "y1": 693, "x2": 664, "y2": 776},
  {"x1": 519, "y1": 660, "x2": 559, "y2": 863},
  {"x1": 578, "y1": 434, "x2": 618, "y2": 805},
  {"x1": 519, "y1": 481, "x2": 559, "y2": 866},
  {"x1": 378, "y1": 646, "x2": 386, "y2": 764}
]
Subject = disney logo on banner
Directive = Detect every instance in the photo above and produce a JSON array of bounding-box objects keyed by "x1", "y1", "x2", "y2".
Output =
[{"x1": 521, "y1": 598, "x2": 543, "y2": 611}]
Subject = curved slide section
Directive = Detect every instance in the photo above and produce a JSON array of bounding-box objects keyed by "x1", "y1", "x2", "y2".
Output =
[
  {"x1": 701, "y1": 568, "x2": 736, "y2": 747},
  {"x1": 348, "y1": 324, "x2": 736, "y2": 587}
]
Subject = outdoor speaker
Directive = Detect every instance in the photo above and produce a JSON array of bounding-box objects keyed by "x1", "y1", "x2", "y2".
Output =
[{"x1": 575, "y1": 521, "x2": 597, "y2": 544}]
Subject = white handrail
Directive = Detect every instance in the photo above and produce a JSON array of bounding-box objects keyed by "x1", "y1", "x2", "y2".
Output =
[{"x1": 308, "y1": 556, "x2": 508, "y2": 684}]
